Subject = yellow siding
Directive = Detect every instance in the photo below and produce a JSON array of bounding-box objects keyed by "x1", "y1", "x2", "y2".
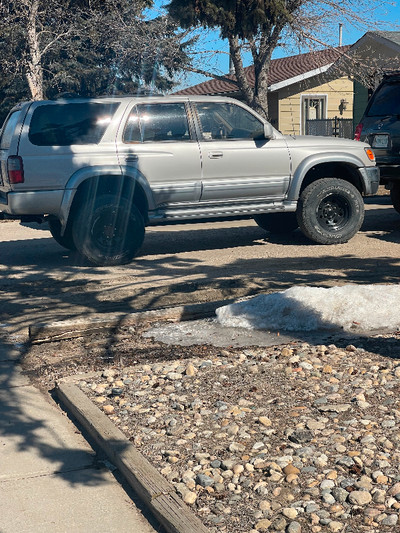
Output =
[{"x1": 276, "y1": 75, "x2": 354, "y2": 135}]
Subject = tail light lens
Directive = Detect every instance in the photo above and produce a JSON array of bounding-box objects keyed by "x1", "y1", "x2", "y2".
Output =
[
  {"x1": 7, "y1": 155, "x2": 24, "y2": 184},
  {"x1": 354, "y1": 123, "x2": 363, "y2": 141}
]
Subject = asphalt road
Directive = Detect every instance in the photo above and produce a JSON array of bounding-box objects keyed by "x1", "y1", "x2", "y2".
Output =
[{"x1": 1, "y1": 193, "x2": 400, "y2": 337}]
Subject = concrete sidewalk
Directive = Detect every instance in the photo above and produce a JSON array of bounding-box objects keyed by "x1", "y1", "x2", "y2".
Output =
[{"x1": 0, "y1": 338, "x2": 159, "y2": 533}]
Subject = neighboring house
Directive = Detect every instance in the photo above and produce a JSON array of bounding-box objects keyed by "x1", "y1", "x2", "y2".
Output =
[{"x1": 175, "y1": 46, "x2": 354, "y2": 136}]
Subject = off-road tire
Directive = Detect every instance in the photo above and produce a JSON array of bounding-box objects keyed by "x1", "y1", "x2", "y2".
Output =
[
  {"x1": 72, "y1": 194, "x2": 145, "y2": 266},
  {"x1": 390, "y1": 183, "x2": 400, "y2": 214},
  {"x1": 48, "y1": 216, "x2": 76, "y2": 250},
  {"x1": 253, "y1": 212, "x2": 298, "y2": 233},
  {"x1": 297, "y1": 178, "x2": 364, "y2": 244}
]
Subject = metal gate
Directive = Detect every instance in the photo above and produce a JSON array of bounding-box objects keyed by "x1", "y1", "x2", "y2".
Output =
[{"x1": 305, "y1": 117, "x2": 354, "y2": 139}]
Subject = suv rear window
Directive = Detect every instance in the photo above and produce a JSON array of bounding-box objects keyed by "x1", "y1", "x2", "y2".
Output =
[
  {"x1": 29, "y1": 102, "x2": 120, "y2": 146},
  {"x1": 367, "y1": 81, "x2": 400, "y2": 116}
]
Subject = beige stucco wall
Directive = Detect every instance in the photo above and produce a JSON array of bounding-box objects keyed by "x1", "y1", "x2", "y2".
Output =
[{"x1": 276, "y1": 75, "x2": 354, "y2": 135}]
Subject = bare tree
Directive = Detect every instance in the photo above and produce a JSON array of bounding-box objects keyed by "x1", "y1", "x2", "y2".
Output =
[{"x1": 0, "y1": 0, "x2": 194, "y2": 103}]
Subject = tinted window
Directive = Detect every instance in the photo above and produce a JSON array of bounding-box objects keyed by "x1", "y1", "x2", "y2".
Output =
[
  {"x1": 0, "y1": 110, "x2": 21, "y2": 149},
  {"x1": 29, "y1": 102, "x2": 120, "y2": 146},
  {"x1": 123, "y1": 103, "x2": 190, "y2": 143},
  {"x1": 367, "y1": 82, "x2": 400, "y2": 116},
  {"x1": 195, "y1": 102, "x2": 264, "y2": 140}
]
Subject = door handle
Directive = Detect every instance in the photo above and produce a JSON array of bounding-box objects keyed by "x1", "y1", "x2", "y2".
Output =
[
  {"x1": 125, "y1": 155, "x2": 138, "y2": 162},
  {"x1": 208, "y1": 151, "x2": 223, "y2": 159}
]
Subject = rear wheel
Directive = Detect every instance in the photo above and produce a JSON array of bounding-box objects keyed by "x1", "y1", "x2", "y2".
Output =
[
  {"x1": 48, "y1": 216, "x2": 76, "y2": 250},
  {"x1": 253, "y1": 212, "x2": 298, "y2": 233},
  {"x1": 390, "y1": 183, "x2": 400, "y2": 214},
  {"x1": 72, "y1": 194, "x2": 145, "y2": 265},
  {"x1": 297, "y1": 178, "x2": 364, "y2": 244}
]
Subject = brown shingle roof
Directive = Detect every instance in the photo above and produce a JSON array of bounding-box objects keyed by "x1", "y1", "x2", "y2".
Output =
[{"x1": 174, "y1": 46, "x2": 350, "y2": 95}]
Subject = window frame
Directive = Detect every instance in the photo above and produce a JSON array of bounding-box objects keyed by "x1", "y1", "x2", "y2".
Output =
[{"x1": 300, "y1": 94, "x2": 328, "y2": 135}]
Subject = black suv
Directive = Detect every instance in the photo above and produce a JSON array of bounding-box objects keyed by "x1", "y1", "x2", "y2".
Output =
[{"x1": 355, "y1": 72, "x2": 400, "y2": 212}]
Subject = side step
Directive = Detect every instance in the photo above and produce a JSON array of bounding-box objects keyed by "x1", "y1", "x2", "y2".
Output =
[{"x1": 149, "y1": 200, "x2": 297, "y2": 223}]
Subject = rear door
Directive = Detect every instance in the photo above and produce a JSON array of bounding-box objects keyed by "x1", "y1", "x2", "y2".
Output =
[
  {"x1": 192, "y1": 100, "x2": 291, "y2": 202},
  {"x1": 117, "y1": 101, "x2": 202, "y2": 207}
]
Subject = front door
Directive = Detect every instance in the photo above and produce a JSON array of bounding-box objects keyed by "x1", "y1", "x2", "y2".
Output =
[{"x1": 193, "y1": 101, "x2": 291, "y2": 202}]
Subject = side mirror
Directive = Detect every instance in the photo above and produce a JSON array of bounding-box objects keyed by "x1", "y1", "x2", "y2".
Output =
[{"x1": 264, "y1": 123, "x2": 274, "y2": 139}]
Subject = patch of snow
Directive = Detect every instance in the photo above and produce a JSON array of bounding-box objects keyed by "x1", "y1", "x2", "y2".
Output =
[{"x1": 216, "y1": 284, "x2": 400, "y2": 333}]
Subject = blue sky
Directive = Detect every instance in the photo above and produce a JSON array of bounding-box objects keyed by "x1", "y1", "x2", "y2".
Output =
[{"x1": 148, "y1": 1, "x2": 400, "y2": 89}]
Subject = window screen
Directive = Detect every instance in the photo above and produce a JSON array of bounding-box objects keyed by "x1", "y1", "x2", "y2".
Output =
[
  {"x1": 123, "y1": 103, "x2": 190, "y2": 143},
  {"x1": 29, "y1": 102, "x2": 120, "y2": 146}
]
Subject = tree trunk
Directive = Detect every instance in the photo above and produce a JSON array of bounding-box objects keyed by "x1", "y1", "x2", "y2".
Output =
[
  {"x1": 26, "y1": 0, "x2": 44, "y2": 100},
  {"x1": 252, "y1": 55, "x2": 272, "y2": 120}
]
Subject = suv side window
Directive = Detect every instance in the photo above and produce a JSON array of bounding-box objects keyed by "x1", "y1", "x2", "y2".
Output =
[
  {"x1": 28, "y1": 102, "x2": 120, "y2": 146},
  {"x1": 195, "y1": 102, "x2": 264, "y2": 141},
  {"x1": 123, "y1": 103, "x2": 190, "y2": 143}
]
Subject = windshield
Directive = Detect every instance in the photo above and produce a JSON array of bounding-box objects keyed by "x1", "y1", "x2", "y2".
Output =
[{"x1": 367, "y1": 81, "x2": 400, "y2": 117}]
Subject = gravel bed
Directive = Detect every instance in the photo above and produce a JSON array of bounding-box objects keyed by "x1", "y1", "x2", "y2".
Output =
[{"x1": 74, "y1": 335, "x2": 400, "y2": 533}]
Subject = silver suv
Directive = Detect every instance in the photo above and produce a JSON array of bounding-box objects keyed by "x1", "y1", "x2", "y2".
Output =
[{"x1": 0, "y1": 95, "x2": 379, "y2": 265}]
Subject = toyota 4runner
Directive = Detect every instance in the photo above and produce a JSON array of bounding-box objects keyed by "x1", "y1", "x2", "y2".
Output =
[{"x1": 0, "y1": 95, "x2": 379, "y2": 265}]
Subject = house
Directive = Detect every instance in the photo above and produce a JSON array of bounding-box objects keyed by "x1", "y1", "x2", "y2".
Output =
[{"x1": 175, "y1": 46, "x2": 354, "y2": 136}]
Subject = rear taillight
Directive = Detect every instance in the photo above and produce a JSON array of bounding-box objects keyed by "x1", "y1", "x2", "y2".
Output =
[
  {"x1": 354, "y1": 123, "x2": 363, "y2": 141},
  {"x1": 7, "y1": 155, "x2": 24, "y2": 184}
]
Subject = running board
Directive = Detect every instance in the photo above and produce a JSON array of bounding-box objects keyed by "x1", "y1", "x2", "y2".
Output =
[{"x1": 148, "y1": 200, "x2": 297, "y2": 223}]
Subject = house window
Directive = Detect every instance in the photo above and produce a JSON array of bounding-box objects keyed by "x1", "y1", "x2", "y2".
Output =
[{"x1": 301, "y1": 95, "x2": 327, "y2": 134}]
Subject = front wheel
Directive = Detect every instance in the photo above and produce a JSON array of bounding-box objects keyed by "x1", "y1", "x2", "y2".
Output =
[
  {"x1": 297, "y1": 178, "x2": 364, "y2": 244},
  {"x1": 72, "y1": 194, "x2": 145, "y2": 265}
]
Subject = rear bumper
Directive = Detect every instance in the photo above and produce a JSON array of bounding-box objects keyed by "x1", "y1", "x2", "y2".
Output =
[{"x1": 0, "y1": 190, "x2": 63, "y2": 216}]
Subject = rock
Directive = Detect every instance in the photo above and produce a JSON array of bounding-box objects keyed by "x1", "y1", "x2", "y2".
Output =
[
  {"x1": 229, "y1": 442, "x2": 246, "y2": 453},
  {"x1": 348, "y1": 491, "x2": 372, "y2": 506},
  {"x1": 289, "y1": 429, "x2": 313, "y2": 444},
  {"x1": 185, "y1": 363, "x2": 196, "y2": 376},
  {"x1": 283, "y1": 464, "x2": 300, "y2": 476},
  {"x1": 183, "y1": 490, "x2": 197, "y2": 504},
  {"x1": 381, "y1": 514, "x2": 398, "y2": 526},
  {"x1": 196, "y1": 473, "x2": 214, "y2": 487},
  {"x1": 318, "y1": 404, "x2": 351, "y2": 413},
  {"x1": 328, "y1": 521, "x2": 343, "y2": 532},
  {"x1": 258, "y1": 416, "x2": 272, "y2": 427},
  {"x1": 282, "y1": 508, "x2": 298, "y2": 519},
  {"x1": 254, "y1": 518, "x2": 272, "y2": 531},
  {"x1": 287, "y1": 521, "x2": 302, "y2": 533},
  {"x1": 103, "y1": 404, "x2": 114, "y2": 414},
  {"x1": 332, "y1": 488, "x2": 348, "y2": 504}
]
